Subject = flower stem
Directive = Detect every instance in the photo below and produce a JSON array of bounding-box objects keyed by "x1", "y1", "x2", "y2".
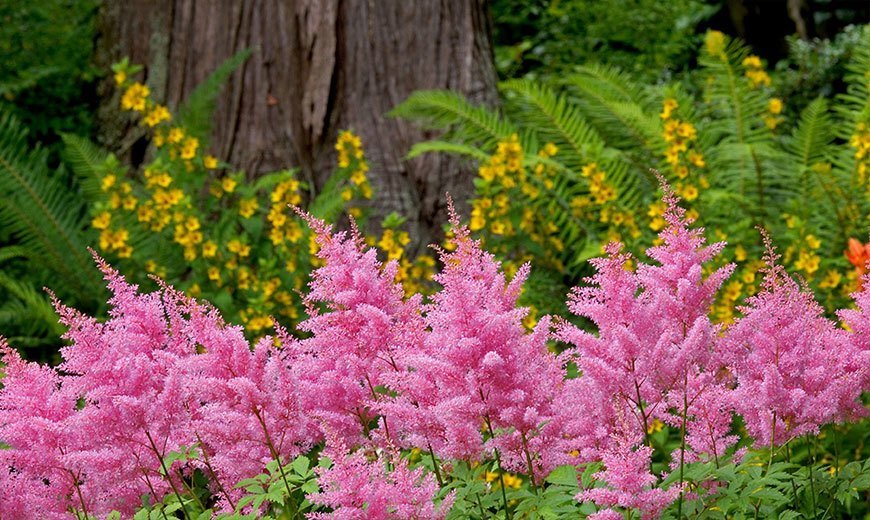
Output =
[
  {"x1": 252, "y1": 406, "x2": 298, "y2": 514},
  {"x1": 145, "y1": 430, "x2": 190, "y2": 520},
  {"x1": 484, "y1": 415, "x2": 512, "y2": 520},
  {"x1": 428, "y1": 442, "x2": 444, "y2": 487},
  {"x1": 676, "y1": 374, "x2": 689, "y2": 520},
  {"x1": 194, "y1": 432, "x2": 236, "y2": 511}
]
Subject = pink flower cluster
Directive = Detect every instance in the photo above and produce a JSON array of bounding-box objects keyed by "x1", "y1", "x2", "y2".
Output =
[
  {"x1": 1, "y1": 258, "x2": 311, "y2": 517},
  {"x1": 1, "y1": 188, "x2": 867, "y2": 520},
  {"x1": 724, "y1": 236, "x2": 869, "y2": 446},
  {"x1": 308, "y1": 433, "x2": 453, "y2": 520}
]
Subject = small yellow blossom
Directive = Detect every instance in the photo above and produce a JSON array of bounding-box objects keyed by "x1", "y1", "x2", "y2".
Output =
[
  {"x1": 142, "y1": 104, "x2": 171, "y2": 127},
  {"x1": 768, "y1": 98, "x2": 783, "y2": 115},
  {"x1": 120, "y1": 83, "x2": 149, "y2": 112},
  {"x1": 221, "y1": 177, "x2": 237, "y2": 193},
  {"x1": 101, "y1": 174, "x2": 116, "y2": 192},
  {"x1": 167, "y1": 128, "x2": 184, "y2": 144},
  {"x1": 705, "y1": 30, "x2": 726, "y2": 58},
  {"x1": 203, "y1": 155, "x2": 218, "y2": 169},
  {"x1": 239, "y1": 198, "x2": 258, "y2": 218},
  {"x1": 91, "y1": 212, "x2": 111, "y2": 230},
  {"x1": 180, "y1": 137, "x2": 199, "y2": 160},
  {"x1": 818, "y1": 270, "x2": 842, "y2": 289}
]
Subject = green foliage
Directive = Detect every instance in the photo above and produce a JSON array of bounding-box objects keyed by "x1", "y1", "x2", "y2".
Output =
[
  {"x1": 65, "y1": 59, "x2": 373, "y2": 337},
  {"x1": 0, "y1": 110, "x2": 104, "y2": 353},
  {"x1": 396, "y1": 26, "x2": 870, "y2": 320},
  {"x1": 775, "y1": 24, "x2": 869, "y2": 115},
  {"x1": 491, "y1": 0, "x2": 718, "y2": 81},
  {"x1": 0, "y1": 0, "x2": 99, "y2": 148}
]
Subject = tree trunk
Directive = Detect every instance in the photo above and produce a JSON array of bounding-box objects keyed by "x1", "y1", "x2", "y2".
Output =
[{"x1": 94, "y1": 0, "x2": 498, "y2": 249}]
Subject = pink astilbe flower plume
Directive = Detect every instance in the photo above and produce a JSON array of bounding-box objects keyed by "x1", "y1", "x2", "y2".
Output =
[
  {"x1": 308, "y1": 432, "x2": 454, "y2": 520},
  {"x1": 383, "y1": 199, "x2": 572, "y2": 482},
  {"x1": 286, "y1": 211, "x2": 425, "y2": 446},
  {"x1": 160, "y1": 281, "x2": 311, "y2": 511},
  {"x1": 1, "y1": 254, "x2": 313, "y2": 517},
  {"x1": 723, "y1": 231, "x2": 867, "y2": 448},
  {"x1": 0, "y1": 339, "x2": 82, "y2": 519},
  {"x1": 837, "y1": 258, "x2": 870, "y2": 391},
  {"x1": 558, "y1": 181, "x2": 734, "y2": 518}
]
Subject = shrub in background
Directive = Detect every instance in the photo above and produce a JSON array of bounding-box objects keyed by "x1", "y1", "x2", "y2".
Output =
[{"x1": 393, "y1": 26, "x2": 870, "y2": 323}]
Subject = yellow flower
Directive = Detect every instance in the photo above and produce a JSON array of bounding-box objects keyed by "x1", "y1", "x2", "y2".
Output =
[
  {"x1": 239, "y1": 198, "x2": 258, "y2": 218},
  {"x1": 818, "y1": 269, "x2": 842, "y2": 289},
  {"x1": 101, "y1": 174, "x2": 116, "y2": 192},
  {"x1": 202, "y1": 241, "x2": 218, "y2": 258},
  {"x1": 470, "y1": 211, "x2": 485, "y2": 231},
  {"x1": 114, "y1": 71, "x2": 126, "y2": 86},
  {"x1": 647, "y1": 418, "x2": 665, "y2": 434},
  {"x1": 681, "y1": 184, "x2": 699, "y2": 201},
  {"x1": 227, "y1": 239, "x2": 244, "y2": 254},
  {"x1": 687, "y1": 151, "x2": 706, "y2": 168},
  {"x1": 805, "y1": 234, "x2": 821, "y2": 250},
  {"x1": 350, "y1": 169, "x2": 367, "y2": 186},
  {"x1": 142, "y1": 104, "x2": 171, "y2": 127},
  {"x1": 677, "y1": 122, "x2": 697, "y2": 140},
  {"x1": 167, "y1": 127, "x2": 184, "y2": 144},
  {"x1": 137, "y1": 204, "x2": 155, "y2": 223},
  {"x1": 794, "y1": 250, "x2": 820, "y2": 274},
  {"x1": 705, "y1": 30, "x2": 726, "y2": 58},
  {"x1": 208, "y1": 267, "x2": 221, "y2": 282},
  {"x1": 120, "y1": 83, "x2": 149, "y2": 112},
  {"x1": 91, "y1": 211, "x2": 111, "y2": 230},
  {"x1": 660, "y1": 98, "x2": 679, "y2": 119},
  {"x1": 203, "y1": 155, "x2": 218, "y2": 169},
  {"x1": 742, "y1": 55, "x2": 763, "y2": 69},
  {"x1": 746, "y1": 69, "x2": 771, "y2": 88},
  {"x1": 735, "y1": 244, "x2": 747, "y2": 262},
  {"x1": 221, "y1": 177, "x2": 237, "y2": 193},
  {"x1": 180, "y1": 137, "x2": 199, "y2": 160},
  {"x1": 768, "y1": 98, "x2": 783, "y2": 115}
]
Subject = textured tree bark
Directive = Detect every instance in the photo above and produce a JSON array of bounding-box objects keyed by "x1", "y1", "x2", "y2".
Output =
[{"x1": 94, "y1": 0, "x2": 498, "y2": 249}]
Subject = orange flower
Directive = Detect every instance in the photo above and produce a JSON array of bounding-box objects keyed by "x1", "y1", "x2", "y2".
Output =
[{"x1": 845, "y1": 238, "x2": 870, "y2": 275}]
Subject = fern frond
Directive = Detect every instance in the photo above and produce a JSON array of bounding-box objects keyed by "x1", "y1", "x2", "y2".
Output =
[
  {"x1": 500, "y1": 78, "x2": 608, "y2": 172},
  {"x1": 390, "y1": 90, "x2": 515, "y2": 149},
  {"x1": 0, "y1": 110, "x2": 102, "y2": 301},
  {"x1": 834, "y1": 25, "x2": 870, "y2": 132},
  {"x1": 177, "y1": 48, "x2": 252, "y2": 143},
  {"x1": 406, "y1": 140, "x2": 490, "y2": 162},
  {"x1": 565, "y1": 64, "x2": 660, "y2": 150},
  {"x1": 786, "y1": 98, "x2": 834, "y2": 173},
  {"x1": 0, "y1": 270, "x2": 65, "y2": 349},
  {"x1": 61, "y1": 132, "x2": 110, "y2": 200}
]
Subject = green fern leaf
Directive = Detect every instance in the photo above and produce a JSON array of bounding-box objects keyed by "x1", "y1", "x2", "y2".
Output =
[
  {"x1": 0, "y1": 110, "x2": 103, "y2": 301},
  {"x1": 390, "y1": 90, "x2": 515, "y2": 149},
  {"x1": 60, "y1": 132, "x2": 111, "y2": 201}
]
